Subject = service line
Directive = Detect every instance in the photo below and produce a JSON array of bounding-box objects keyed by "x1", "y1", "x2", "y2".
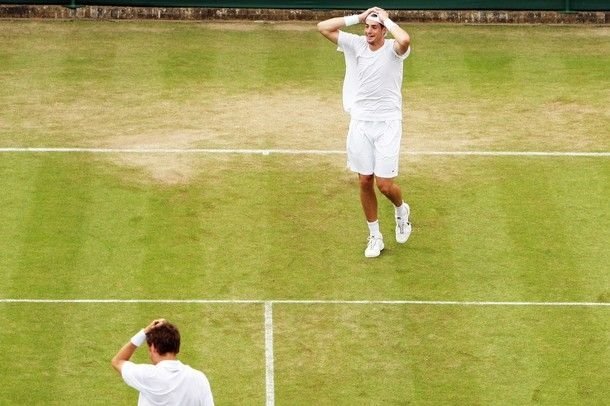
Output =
[{"x1": 0, "y1": 147, "x2": 609, "y2": 157}]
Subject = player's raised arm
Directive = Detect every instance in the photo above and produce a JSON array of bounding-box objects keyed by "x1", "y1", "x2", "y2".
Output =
[
  {"x1": 374, "y1": 7, "x2": 411, "y2": 55},
  {"x1": 111, "y1": 319, "x2": 166, "y2": 373},
  {"x1": 317, "y1": 8, "x2": 376, "y2": 44}
]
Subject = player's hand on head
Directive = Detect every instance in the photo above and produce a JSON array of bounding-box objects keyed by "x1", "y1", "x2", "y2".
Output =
[
  {"x1": 144, "y1": 318, "x2": 167, "y2": 333},
  {"x1": 373, "y1": 7, "x2": 389, "y2": 21},
  {"x1": 359, "y1": 7, "x2": 377, "y2": 22}
]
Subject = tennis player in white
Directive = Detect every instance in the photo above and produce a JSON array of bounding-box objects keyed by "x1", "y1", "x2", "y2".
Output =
[
  {"x1": 318, "y1": 7, "x2": 412, "y2": 257},
  {"x1": 112, "y1": 319, "x2": 214, "y2": 406}
]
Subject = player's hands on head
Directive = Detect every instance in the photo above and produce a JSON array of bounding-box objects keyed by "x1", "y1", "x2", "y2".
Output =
[
  {"x1": 359, "y1": 7, "x2": 389, "y2": 24},
  {"x1": 359, "y1": 7, "x2": 378, "y2": 23},
  {"x1": 372, "y1": 7, "x2": 389, "y2": 22},
  {"x1": 144, "y1": 318, "x2": 167, "y2": 333}
]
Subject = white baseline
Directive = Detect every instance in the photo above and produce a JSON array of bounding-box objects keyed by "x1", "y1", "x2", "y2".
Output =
[{"x1": 0, "y1": 147, "x2": 609, "y2": 157}]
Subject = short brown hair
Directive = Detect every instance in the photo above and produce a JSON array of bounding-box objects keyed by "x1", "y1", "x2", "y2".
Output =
[{"x1": 146, "y1": 322, "x2": 181, "y2": 355}]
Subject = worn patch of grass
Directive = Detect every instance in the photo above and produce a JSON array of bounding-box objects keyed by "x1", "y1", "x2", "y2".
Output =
[{"x1": 1, "y1": 21, "x2": 608, "y2": 152}]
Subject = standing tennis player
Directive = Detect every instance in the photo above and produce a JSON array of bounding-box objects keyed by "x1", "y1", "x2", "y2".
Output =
[
  {"x1": 111, "y1": 318, "x2": 214, "y2": 406},
  {"x1": 318, "y1": 7, "x2": 412, "y2": 257}
]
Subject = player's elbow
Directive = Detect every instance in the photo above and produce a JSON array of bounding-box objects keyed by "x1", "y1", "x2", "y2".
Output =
[
  {"x1": 395, "y1": 34, "x2": 411, "y2": 55},
  {"x1": 317, "y1": 22, "x2": 330, "y2": 37},
  {"x1": 317, "y1": 21, "x2": 336, "y2": 39},
  {"x1": 111, "y1": 356, "x2": 123, "y2": 373},
  {"x1": 398, "y1": 34, "x2": 411, "y2": 50}
]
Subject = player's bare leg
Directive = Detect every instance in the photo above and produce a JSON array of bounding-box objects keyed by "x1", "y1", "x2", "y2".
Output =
[
  {"x1": 375, "y1": 176, "x2": 403, "y2": 207},
  {"x1": 359, "y1": 174, "x2": 378, "y2": 222},
  {"x1": 359, "y1": 174, "x2": 384, "y2": 257},
  {"x1": 376, "y1": 176, "x2": 412, "y2": 243}
]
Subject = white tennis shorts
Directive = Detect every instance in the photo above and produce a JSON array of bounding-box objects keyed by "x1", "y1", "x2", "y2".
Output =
[{"x1": 346, "y1": 119, "x2": 402, "y2": 178}]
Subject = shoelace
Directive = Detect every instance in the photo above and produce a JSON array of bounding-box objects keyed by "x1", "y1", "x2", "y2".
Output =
[
  {"x1": 367, "y1": 236, "x2": 380, "y2": 249},
  {"x1": 396, "y1": 217, "x2": 409, "y2": 234}
]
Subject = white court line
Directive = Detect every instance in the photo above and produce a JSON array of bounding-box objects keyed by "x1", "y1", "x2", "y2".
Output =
[
  {"x1": 264, "y1": 301, "x2": 275, "y2": 406},
  {"x1": 0, "y1": 147, "x2": 609, "y2": 157},
  {"x1": 0, "y1": 298, "x2": 608, "y2": 306}
]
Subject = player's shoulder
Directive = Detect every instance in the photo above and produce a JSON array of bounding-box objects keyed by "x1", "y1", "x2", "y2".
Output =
[
  {"x1": 121, "y1": 361, "x2": 157, "y2": 381},
  {"x1": 183, "y1": 363, "x2": 209, "y2": 380},
  {"x1": 339, "y1": 31, "x2": 365, "y2": 44},
  {"x1": 386, "y1": 39, "x2": 411, "y2": 59}
]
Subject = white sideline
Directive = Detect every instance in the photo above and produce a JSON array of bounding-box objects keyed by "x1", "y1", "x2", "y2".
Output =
[
  {"x1": 0, "y1": 147, "x2": 609, "y2": 157},
  {"x1": 264, "y1": 302, "x2": 275, "y2": 406}
]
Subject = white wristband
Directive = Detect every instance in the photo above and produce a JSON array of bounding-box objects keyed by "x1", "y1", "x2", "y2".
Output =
[
  {"x1": 130, "y1": 329, "x2": 147, "y2": 347},
  {"x1": 344, "y1": 15, "x2": 359, "y2": 26},
  {"x1": 384, "y1": 18, "x2": 398, "y2": 31}
]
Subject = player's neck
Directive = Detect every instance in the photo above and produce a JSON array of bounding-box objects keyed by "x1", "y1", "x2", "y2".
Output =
[
  {"x1": 152, "y1": 353, "x2": 178, "y2": 364},
  {"x1": 368, "y1": 39, "x2": 385, "y2": 51}
]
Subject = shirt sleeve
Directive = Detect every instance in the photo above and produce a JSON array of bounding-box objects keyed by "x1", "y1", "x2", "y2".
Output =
[
  {"x1": 392, "y1": 41, "x2": 411, "y2": 60},
  {"x1": 337, "y1": 31, "x2": 360, "y2": 114},
  {"x1": 337, "y1": 31, "x2": 358, "y2": 54},
  {"x1": 121, "y1": 361, "x2": 155, "y2": 392}
]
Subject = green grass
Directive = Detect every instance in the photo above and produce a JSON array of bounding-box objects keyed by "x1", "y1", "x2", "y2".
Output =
[
  {"x1": 0, "y1": 20, "x2": 609, "y2": 405},
  {"x1": 275, "y1": 305, "x2": 608, "y2": 405},
  {"x1": 0, "y1": 303, "x2": 266, "y2": 404}
]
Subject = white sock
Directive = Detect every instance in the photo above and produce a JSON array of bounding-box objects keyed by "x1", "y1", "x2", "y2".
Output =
[
  {"x1": 367, "y1": 220, "x2": 381, "y2": 237},
  {"x1": 395, "y1": 202, "x2": 408, "y2": 218}
]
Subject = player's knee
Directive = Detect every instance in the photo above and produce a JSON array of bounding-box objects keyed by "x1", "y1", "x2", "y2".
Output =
[
  {"x1": 359, "y1": 174, "x2": 375, "y2": 189},
  {"x1": 376, "y1": 179, "x2": 394, "y2": 196}
]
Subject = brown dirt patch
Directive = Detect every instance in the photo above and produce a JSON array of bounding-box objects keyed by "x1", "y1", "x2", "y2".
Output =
[
  {"x1": 98, "y1": 87, "x2": 610, "y2": 185},
  {"x1": 103, "y1": 90, "x2": 349, "y2": 184}
]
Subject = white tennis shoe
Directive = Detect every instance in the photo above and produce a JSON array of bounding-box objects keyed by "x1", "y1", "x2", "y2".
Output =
[
  {"x1": 365, "y1": 234, "x2": 384, "y2": 258},
  {"x1": 395, "y1": 203, "x2": 412, "y2": 244}
]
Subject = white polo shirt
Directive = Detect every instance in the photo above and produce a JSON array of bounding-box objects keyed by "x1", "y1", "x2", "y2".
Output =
[
  {"x1": 337, "y1": 31, "x2": 410, "y2": 121},
  {"x1": 121, "y1": 360, "x2": 214, "y2": 406}
]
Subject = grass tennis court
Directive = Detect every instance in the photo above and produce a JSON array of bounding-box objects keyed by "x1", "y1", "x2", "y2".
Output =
[{"x1": 0, "y1": 19, "x2": 609, "y2": 405}]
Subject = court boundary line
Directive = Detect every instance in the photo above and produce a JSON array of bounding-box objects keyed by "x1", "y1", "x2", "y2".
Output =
[
  {"x1": 0, "y1": 147, "x2": 609, "y2": 157},
  {"x1": 264, "y1": 302, "x2": 275, "y2": 406},
  {"x1": 1, "y1": 298, "x2": 608, "y2": 306}
]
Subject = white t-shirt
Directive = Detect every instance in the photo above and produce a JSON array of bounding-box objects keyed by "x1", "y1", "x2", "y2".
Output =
[
  {"x1": 121, "y1": 360, "x2": 214, "y2": 406},
  {"x1": 337, "y1": 31, "x2": 410, "y2": 121}
]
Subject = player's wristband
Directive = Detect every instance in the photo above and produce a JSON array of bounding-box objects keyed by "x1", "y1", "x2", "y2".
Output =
[
  {"x1": 344, "y1": 15, "x2": 359, "y2": 26},
  {"x1": 384, "y1": 18, "x2": 398, "y2": 31},
  {"x1": 130, "y1": 329, "x2": 147, "y2": 347}
]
